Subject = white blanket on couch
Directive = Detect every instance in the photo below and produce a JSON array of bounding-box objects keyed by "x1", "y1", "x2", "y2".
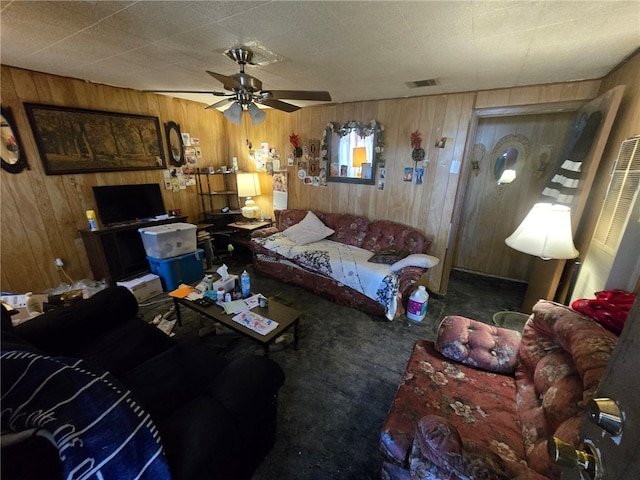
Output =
[{"x1": 253, "y1": 233, "x2": 399, "y2": 319}]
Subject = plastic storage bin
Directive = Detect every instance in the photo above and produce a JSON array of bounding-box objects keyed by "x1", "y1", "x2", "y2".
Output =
[
  {"x1": 147, "y1": 248, "x2": 205, "y2": 291},
  {"x1": 138, "y1": 222, "x2": 197, "y2": 259}
]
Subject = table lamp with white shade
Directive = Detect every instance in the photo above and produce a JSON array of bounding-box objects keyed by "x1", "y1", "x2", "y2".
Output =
[{"x1": 237, "y1": 172, "x2": 262, "y2": 220}]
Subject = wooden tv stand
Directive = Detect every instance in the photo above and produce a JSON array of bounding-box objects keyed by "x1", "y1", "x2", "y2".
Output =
[{"x1": 80, "y1": 216, "x2": 188, "y2": 285}]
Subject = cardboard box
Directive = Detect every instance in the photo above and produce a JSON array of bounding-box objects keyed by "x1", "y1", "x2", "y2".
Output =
[
  {"x1": 212, "y1": 274, "x2": 238, "y2": 293},
  {"x1": 117, "y1": 273, "x2": 163, "y2": 302},
  {"x1": 0, "y1": 293, "x2": 48, "y2": 325}
]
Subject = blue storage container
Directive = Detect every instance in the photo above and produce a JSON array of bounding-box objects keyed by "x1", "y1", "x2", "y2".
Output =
[{"x1": 147, "y1": 248, "x2": 204, "y2": 291}]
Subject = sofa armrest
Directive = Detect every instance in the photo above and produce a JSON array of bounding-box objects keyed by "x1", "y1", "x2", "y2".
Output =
[
  {"x1": 414, "y1": 415, "x2": 510, "y2": 479},
  {"x1": 435, "y1": 315, "x2": 521, "y2": 374},
  {"x1": 14, "y1": 286, "x2": 138, "y2": 355},
  {"x1": 211, "y1": 355, "x2": 285, "y2": 418},
  {"x1": 413, "y1": 415, "x2": 547, "y2": 480},
  {"x1": 251, "y1": 226, "x2": 280, "y2": 238}
]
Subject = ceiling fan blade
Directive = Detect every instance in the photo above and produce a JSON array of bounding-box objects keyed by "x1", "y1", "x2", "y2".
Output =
[
  {"x1": 264, "y1": 90, "x2": 332, "y2": 102},
  {"x1": 206, "y1": 98, "x2": 235, "y2": 110},
  {"x1": 206, "y1": 70, "x2": 242, "y2": 90},
  {"x1": 259, "y1": 99, "x2": 301, "y2": 113},
  {"x1": 142, "y1": 89, "x2": 229, "y2": 96}
]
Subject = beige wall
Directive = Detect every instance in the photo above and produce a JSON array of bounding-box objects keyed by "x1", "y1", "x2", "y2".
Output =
[{"x1": 2, "y1": 53, "x2": 637, "y2": 295}]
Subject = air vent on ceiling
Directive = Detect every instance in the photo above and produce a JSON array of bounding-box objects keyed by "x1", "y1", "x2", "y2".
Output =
[{"x1": 405, "y1": 78, "x2": 439, "y2": 88}]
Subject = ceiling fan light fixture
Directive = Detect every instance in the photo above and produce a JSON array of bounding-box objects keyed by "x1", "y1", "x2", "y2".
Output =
[
  {"x1": 223, "y1": 101, "x2": 243, "y2": 124},
  {"x1": 247, "y1": 102, "x2": 266, "y2": 125}
]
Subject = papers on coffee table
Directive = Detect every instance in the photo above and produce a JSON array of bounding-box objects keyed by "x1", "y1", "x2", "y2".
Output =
[
  {"x1": 221, "y1": 294, "x2": 264, "y2": 314},
  {"x1": 232, "y1": 310, "x2": 279, "y2": 336},
  {"x1": 222, "y1": 299, "x2": 248, "y2": 314}
]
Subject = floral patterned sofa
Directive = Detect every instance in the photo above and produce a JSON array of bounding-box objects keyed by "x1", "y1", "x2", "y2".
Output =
[
  {"x1": 380, "y1": 300, "x2": 618, "y2": 479},
  {"x1": 250, "y1": 209, "x2": 434, "y2": 319}
]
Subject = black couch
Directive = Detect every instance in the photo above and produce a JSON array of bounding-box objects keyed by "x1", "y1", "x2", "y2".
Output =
[{"x1": 1, "y1": 286, "x2": 285, "y2": 480}]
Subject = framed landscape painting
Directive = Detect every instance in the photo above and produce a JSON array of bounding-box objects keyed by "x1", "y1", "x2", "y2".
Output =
[{"x1": 24, "y1": 103, "x2": 167, "y2": 175}]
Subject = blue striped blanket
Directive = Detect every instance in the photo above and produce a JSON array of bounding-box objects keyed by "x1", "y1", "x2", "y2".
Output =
[{"x1": 1, "y1": 350, "x2": 172, "y2": 480}]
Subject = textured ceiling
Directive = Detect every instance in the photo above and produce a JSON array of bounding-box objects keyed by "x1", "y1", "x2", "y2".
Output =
[{"x1": 1, "y1": 1, "x2": 639, "y2": 109}]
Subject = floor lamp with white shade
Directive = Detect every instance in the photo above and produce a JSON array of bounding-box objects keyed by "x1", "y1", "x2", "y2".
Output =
[{"x1": 505, "y1": 203, "x2": 580, "y2": 305}]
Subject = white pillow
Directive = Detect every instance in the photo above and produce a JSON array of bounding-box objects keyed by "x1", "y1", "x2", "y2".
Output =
[
  {"x1": 282, "y1": 211, "x2": 335, "y2": 246},
  {"x1": 390, "y1": 254, "x2": 439, "y2": 272}
]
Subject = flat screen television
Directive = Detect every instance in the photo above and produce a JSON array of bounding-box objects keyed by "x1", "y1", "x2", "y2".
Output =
[{"x1": 93, "y1": 183, "x2": 166, "y2": 226}]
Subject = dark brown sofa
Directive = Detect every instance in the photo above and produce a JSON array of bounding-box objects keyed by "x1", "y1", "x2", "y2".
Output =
[{"x1": 1, "y1": 286, "x2": 285, "y2": 480}]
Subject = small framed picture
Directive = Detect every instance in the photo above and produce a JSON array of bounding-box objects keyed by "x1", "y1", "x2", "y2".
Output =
[
  {"x1": 191, "y1": 137, "x2": 200, "y2": 146},
  {"x1": 183, "y1": 146, "x2": 196, "y2": 157},
  {"x1": 403, "y1": 167, "x2": 413, "y2": 182},
  {"x1": 308, "y1": 139, "x2": 320, "y2": 157},
  {"x1": 414, "y1": 168, "x2": 424, "y2": 185},
  {"x1": 182, "y1": 133, "x2": 191, "y2": 146}
]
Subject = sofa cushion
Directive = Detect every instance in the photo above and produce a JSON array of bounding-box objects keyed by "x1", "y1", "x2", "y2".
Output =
[
  {"x1": 435, "y1": 316, "x2": 522, "y2": 374},
  {"x1": 368, "y1": 248, "x2": 410, "y2": 265},
  {"x1": 380, "y1": 341, "x2": 524, "y2": 468},
  {"x1": 362, "y1": 220, "x2": 431, "y2": 254},
  {"x1": 322, "y1": 213, "x2": 370, "y2": 247},
  {"x1": 118, "y1": 344, "x2": 230, "y2": 421},
  {"x1": 69, "y1": 316, "x2": 176, "y2": 376},
  {"x1": 282, "y1": 210, "x2": 334, "y2": 245},
  {"x1": 275, "y1": 208, "x2": 309, "y2": 230}
]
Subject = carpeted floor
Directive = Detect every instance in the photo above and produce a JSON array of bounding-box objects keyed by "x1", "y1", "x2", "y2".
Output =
[{"x1": 139, "y1": 259, "x2": 526, "y2": 480}]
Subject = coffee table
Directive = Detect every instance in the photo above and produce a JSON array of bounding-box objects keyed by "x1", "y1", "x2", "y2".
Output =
[{"x1": 173, "y1": 296, "x2": 301, "y2": 356}]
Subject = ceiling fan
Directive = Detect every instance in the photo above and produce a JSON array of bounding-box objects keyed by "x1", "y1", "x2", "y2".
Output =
[{"x1": 144, "y1": 47, "x2": 332, "y2": 125}]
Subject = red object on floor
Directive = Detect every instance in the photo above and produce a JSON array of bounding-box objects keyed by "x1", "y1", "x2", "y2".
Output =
[{"x1": 572, "y1": 289, "x2": 636, "y2": 334}]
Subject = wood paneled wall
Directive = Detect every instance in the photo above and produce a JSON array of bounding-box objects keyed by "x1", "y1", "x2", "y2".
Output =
[
  {"x1": 0, "y1": 66, "x2": 227, "y2": 293},
  {"x1": 582, "y1": 53, "x2": 640, "y2": 254},
  {"x1": 1, "y1": 63, "x2": 608, "y2": 295}
]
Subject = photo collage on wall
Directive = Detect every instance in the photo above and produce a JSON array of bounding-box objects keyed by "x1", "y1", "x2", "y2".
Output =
[
  {"x1": 163, "y1": 132, "x2": 200, "y2": 192},
  {"x1": 250, "y1": 142, "x2": 285, "y2": 175},
  {"x1": 294, "y1": 138, "x2": 326, "y2": 187}
]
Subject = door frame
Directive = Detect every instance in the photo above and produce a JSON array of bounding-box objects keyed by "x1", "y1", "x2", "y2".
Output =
[{"x1": 440, "y1": 100, "x2": 586, "y2": 295}]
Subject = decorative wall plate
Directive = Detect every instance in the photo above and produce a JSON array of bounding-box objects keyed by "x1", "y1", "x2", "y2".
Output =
[{"x1": 411, "y1": 147, "x2": 425, "y2": 162}]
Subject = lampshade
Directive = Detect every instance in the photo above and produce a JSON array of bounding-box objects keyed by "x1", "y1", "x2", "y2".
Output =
[
  {"x1": 236, "y1": 172, "x2": 262, "y2": 219},
  {"x1": 247, "y1": 102, "x2": 266, "y2": 125},
  {"x1": 223, "y1": 101, "x2": 243, "y2": 125},
  {"x1": 352, "y1": 147, "x2": 367, "y2": 167},
  {"x1": 505, "y1": 203, "x2": 579, "y2": 260},
  {"x1": 236, "y1": 172, "x2": 261, "y2": 197}
]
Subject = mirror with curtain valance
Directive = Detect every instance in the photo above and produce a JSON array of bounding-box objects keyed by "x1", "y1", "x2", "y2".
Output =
[{"x1": 323, "y1": 120, "x2": 384, "y2": 185}]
